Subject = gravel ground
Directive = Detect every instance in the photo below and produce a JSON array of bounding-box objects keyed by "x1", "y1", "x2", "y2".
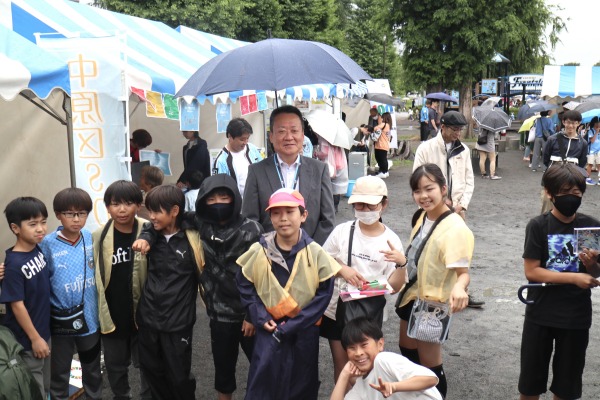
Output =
[{"x1": 99, "y1": 126, "x2": 600, "y2": 399}]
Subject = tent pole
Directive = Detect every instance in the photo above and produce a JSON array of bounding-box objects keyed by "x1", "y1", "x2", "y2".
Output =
[{"x1": 62, "y1": 93, "x2": 76, "y2": 188}]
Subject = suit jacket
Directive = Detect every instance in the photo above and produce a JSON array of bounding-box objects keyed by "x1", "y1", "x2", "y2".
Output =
[{"x1": 242, "y1": 155, "x2": 335, "y2": 245}]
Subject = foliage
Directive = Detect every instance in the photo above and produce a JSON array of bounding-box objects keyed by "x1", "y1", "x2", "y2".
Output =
[
  {"x1": 564, "y1": 62, "x2": 581, "y2": 66},
  {"x1": 388, "y1": 0, "x2": 564, "y2": 88},
  {"x1": 497, "y1": 0, "x2": 565, "y2": 74},
  {"x1": 342, "y1": 0, "x2": 403, "y2": 92}
]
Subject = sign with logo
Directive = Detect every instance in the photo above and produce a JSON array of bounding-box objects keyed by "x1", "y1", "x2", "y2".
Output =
[{"x1": 509, "y1": 74, "x2": 543, "y2": 92}]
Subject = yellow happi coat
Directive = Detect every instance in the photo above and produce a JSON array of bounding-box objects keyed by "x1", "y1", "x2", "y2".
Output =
[
  {"x1": 237, "y1": 231, "x2": 340, "y2": 320},
  {"x1": 399, "y1": 211, "x2": 474, "y2": 306}
]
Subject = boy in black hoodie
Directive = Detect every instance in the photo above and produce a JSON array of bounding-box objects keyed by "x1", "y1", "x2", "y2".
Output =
[{"x1": 136, "y1": 174, "x2": 263, "y2": 400}]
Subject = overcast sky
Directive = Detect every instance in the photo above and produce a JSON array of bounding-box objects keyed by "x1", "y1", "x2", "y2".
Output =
[{"x1": 546, "y1": 0, "x2": 598, "y2": 65}]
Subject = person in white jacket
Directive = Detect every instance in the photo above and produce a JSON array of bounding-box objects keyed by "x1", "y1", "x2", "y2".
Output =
[{"x1": 413, "y1": 111, "x2": 474, "y2": 219}]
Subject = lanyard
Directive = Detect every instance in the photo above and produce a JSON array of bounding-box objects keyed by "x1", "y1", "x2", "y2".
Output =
[{"x1": 274, "y1": 154, "x2": 301, "y2": 190}]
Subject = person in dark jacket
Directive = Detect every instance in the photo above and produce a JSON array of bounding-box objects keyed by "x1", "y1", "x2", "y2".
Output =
[
  {"x1": 177, "y1": 131, "x2": 211, "y2": 189},
  {"x1": 194, "y1": 175, "x2": 263, "y2": 399},
  {"x1": 132, "y1": 185, "x2": 204, "y2": 400},
  {"x1": 135, "y1": 175, "x2": 263, "y2": 400}
]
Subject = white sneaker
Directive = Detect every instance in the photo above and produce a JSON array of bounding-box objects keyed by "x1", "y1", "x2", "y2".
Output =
[
  {"x1": 376, "y1": 172, "x2": 387, "y2": 178},
  {"x1": 384, "y1": 172, "x2": 389, "y2": 178}
]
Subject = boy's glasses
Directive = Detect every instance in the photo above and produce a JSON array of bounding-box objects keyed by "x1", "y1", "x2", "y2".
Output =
[
  {"x1": 353, "y1": 202, "x2": 381, "y2": 211},
  {"x1": 61, "y1": 211, "x2": 89, "y2": 219}
]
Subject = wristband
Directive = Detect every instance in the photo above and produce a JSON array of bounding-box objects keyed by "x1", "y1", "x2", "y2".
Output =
[{"x1": 396, "y1": 259, "x2": 408, "y2": 269}]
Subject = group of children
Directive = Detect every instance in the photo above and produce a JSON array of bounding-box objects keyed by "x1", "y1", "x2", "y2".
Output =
[{"x1": 1, "y1": 150, "x2": 598, "y2": 400}]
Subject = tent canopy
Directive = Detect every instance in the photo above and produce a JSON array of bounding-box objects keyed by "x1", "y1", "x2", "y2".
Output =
[
  {"x1": 6, "y1": 0, "x2": 215, "y2": 96},
  {"x1": 0, "y1": 23, "x2": 70, "y2": 100},
  {"x1": 541, "y1": 65, "x2": 600, "y2": 98}
]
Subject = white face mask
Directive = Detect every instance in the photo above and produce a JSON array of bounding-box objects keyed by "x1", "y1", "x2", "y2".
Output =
[{"x1": 355, "y1": 210, "x2": 380, "y2": 225}]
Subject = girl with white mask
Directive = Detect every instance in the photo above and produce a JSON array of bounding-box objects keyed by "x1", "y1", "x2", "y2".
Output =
[{"x1": 319, "y1": 176, "x2": 408, "y2": 382}]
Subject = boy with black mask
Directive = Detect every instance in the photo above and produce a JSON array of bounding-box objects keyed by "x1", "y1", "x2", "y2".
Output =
[
  {"x1": 519, "y1": 163, "x2": 600, "y2": 400},
  {"x1": 136, "y1": 174, "x2": 263, "y2": 400}
]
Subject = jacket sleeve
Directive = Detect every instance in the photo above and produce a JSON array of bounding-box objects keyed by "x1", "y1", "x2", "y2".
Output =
[
  {"x1": 543, "y1": 136, "x2": 554, "y2": 167},
  {"x1": 277, "y1": 278, "x2": 334, "y2": 337},
  {"x1": 412, "y1": 145, "x2": 425, "y2": 172},
  {"x1": 579, "y1": 141, "x2": 588, "y2": 167},
  {"x1": 458, "y1": 148, "x2": 475, "y2": 210},
  {"x1": 138, "y1": 222, "x2": 158, "y2": 246},
  {"x1": 242, "y1": 164, "x2": 261, "y2": 222},
  {"x1": 312, "y1": 163, "x2": 335, "y2": 246},
  {"x1": 236, "y1": 268, "x2": 271, "y2": 327}
]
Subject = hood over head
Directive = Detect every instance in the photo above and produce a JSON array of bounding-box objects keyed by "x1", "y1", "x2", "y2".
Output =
[{"x1": 195, "y1": 174, "x2": 242, "y2": 225}]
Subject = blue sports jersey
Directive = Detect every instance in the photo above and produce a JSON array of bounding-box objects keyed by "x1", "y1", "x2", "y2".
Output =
[
  {"x1": 39, "y1": 228, "x2": 99, "y2": 336},
  {"x1": 0, "y1": 246, "x2": 51, "y2": 350}
]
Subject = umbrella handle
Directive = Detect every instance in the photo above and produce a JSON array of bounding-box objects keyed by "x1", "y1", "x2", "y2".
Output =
[{"x1": 517, "y1": 283, "x2": 561, "y2": 305}]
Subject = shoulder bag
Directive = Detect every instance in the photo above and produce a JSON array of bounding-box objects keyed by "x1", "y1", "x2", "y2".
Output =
[{"x1": 335, "y1": 221, "x2": 386, "y2": 328}]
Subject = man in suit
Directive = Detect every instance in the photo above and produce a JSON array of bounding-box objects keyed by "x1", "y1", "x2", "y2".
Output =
[{"x1": 242, "y1": 105, "x2": 335, "y2": 245}]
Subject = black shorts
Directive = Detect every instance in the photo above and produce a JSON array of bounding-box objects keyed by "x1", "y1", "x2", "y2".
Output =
[
  {"x1": 319, "y1": 316, "x2": 342, "y2": 341},
  {"x1": 518, "y1": 319, "x2": 589, "y2": 399},
  {"x1": 397, "y1": 300, "x2": 414, "y2": 321},
  {"x1": 209, "y1": 319, "x2": 254, "y2": 394}
]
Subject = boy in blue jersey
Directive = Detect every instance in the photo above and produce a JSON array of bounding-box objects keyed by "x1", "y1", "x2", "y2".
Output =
[
  {"x1": 0, "y1": 197, "x2": 51, "y2": 399},
  {"x1": 39, "y1": 188, "x2": 102, "y2": 400}
]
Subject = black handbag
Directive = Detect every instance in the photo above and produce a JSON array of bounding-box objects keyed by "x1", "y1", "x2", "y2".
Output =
[
  {"x1": 50, "y1": 236, "x2": 90, "y2": 336},
  {"x1": 476, "y1": 132, "x2": 488, "y2": 145},
  {"x1": 335, "y1": 221, "x2": 386, "y2": 329}
]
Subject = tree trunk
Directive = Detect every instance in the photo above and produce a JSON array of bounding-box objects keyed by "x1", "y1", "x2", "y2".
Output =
[{"x1": 459, "y1": 83, "x2": 473, "y2": 138}]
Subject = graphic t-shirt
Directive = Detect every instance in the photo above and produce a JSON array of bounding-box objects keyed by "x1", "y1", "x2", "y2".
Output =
[
  {"x1": 39, "y1": 228, "x2": 99, "y2": 336},
  {"x1": 0, "y1": 246, "x2": 50, "y2": 350},
  {"x1": 522, "y1": 212, "x2": 600, "y2": 329},
  {"x1": 105, "y1": 228, "x2": 135, "y2": 337}
]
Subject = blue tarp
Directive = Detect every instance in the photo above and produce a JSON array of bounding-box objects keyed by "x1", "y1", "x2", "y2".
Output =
[{"x1": 0, "y1": 23, "x2": 70, "y2": 100}]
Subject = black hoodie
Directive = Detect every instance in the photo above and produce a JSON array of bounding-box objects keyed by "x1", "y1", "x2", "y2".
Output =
[{"x1": 194, "y1": 174, "x2": 263, "y2": 322}]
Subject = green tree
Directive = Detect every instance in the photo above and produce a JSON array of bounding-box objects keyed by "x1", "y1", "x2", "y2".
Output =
[
  {"x1": 98, "y1": 0, "x2": 247, "y2": 38},
  {"x1": 343, "y1": 0, "x2": 403, "y2": 92},
  {"x1": 388, "y1": 0, "x2": 564, "y2": 134},
  {"x1": 564, "y1": 62, "x2": 581, "y2": 66}
]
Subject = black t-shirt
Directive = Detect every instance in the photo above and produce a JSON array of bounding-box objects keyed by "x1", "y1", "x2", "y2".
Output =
[
  {"x1": 522, "y1": 212, "x2": 600, "y2": 329},
  {"x1": 105, "y1": 228, "x2": 135, "y2": 337}
]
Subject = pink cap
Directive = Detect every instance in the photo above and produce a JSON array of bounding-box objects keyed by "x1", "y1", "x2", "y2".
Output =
[{"x1": 265, "y1": 188, "x2": 306, "y2": 211}]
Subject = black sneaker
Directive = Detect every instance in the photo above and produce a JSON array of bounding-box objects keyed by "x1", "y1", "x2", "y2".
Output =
[{"x1": 467, "y1": 294, "x2": 485, "y2": 308}]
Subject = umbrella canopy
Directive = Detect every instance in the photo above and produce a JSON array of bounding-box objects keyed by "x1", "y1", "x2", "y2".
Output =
[
  {"x1": 562, "y1": 101, "x2": 580, "y2": 110},
  {"x1": 176, "y1": 38, "x2": 372, "y2": 97},
  {"x1": 481, "y1": 97, "x2": 502, "y2": 107},
  {"x1": 519, "y1": 115, "x2": 540, "y2": 132},
  {"x1": 304, "y1": 110, "x2": 353, "y2": 150},
  {"x1": 573, "y1": 101, "x2": 600, "y2": 123},
  {"x1": 365, "y1": 93, "x2": 404, "y2": 106},
  {"x1": 426, "y1": 92, "x2": 458, "y2": 103},
  {"x1": 517, "y1": 101, "x2": 559, "y2": 120},
  {"x1": 473, "y1": 106, "x2": 511, "y2": 133}
]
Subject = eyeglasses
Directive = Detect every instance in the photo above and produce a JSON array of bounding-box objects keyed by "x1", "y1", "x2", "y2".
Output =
[
  {"x1": 446, "y1": 126, "x2": 465, "y2": 133},
  {"x1": 353, "y1": 202, "x2": 381, "y2": 211},
  {"x1": 61, "y1": 211, "x2": 89, "y2": 219},
  {"x1": 563, "y1": 121, "x2": 580, "y2": 125}
]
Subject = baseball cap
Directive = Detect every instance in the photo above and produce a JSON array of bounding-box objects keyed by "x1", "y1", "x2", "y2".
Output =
[
  {"x1": 440, "y1": 111, "x2": 467, "y2": 126},
  {"x1": 348, "y1": 176, "x2": 388, "y2": 205},
  {"x1": 265, "y1": 188, "x2": 306, "y2": 211}
]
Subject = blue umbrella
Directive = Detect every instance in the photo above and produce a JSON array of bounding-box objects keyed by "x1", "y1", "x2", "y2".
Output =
[
  {"x1": 176, "y1": 38, "x2": 372, "y2": 97},
  {"x1": 425, "y1": 92, "x2": 458, "y2": 103}
]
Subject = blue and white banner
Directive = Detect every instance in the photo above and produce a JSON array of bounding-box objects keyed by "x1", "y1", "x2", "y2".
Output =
[
  {"x1": 542, "y1": 66, "x2": 600, "y2": 98},
  {"x1": 38, "y1": 35, "x2": 129, "y2": 230}
]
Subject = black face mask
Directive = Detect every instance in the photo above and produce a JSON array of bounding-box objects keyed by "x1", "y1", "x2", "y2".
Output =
[
  {"x1": 204, "y1": 203, "x2": 234, "y2": 223},
  {"x1": 552, "y1": 194, "x2": 581, "y2": 217}
]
